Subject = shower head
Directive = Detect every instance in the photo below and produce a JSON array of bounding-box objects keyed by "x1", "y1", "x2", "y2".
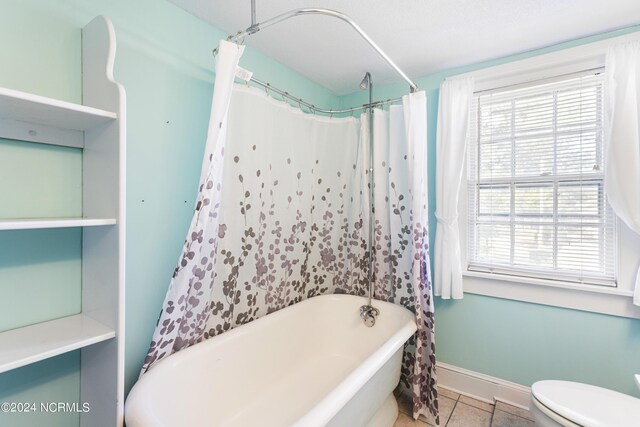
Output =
[{"x1": 359, "y1": 72, "x2": 371, "y2": 90}]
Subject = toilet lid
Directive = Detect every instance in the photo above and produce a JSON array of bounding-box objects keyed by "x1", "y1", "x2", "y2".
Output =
[{"x1": 532, "y1": 380, "x2": 640, "y2": 427}]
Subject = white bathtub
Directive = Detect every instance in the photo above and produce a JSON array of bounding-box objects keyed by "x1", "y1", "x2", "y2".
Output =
[{"x1": 125, "y1": 294, "x2": 417, "y2": 427}]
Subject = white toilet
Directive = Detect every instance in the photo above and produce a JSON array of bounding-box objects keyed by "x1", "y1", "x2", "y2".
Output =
[{"x1": 530, "y1": 380, "x2": 640, "y2": 426}]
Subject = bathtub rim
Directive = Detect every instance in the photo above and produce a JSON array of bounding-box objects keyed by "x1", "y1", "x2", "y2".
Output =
[
  {"x1": 299, "y1": 304, "x2": 417, "y2": 426},
  {"x1": 126, "y1": 293, "x2": 417, "y2": 426}
]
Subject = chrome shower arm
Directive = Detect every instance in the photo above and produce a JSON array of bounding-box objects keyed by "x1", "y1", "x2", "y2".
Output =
[{"x1": 227, "y1": 8, "x2": 418, "y2": 93}]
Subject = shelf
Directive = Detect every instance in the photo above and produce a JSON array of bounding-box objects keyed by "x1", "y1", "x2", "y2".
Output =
[
  {"x1": 0, "y1": 217, "x2": 116, "y2": 230},
  {"x1": 0, "y1": 15, "x2": 126, "y2": 424},
  {"x1": 0, "y1": 86, "x2": 117, "y2": 131},
  {"x1": 0, "y1": 314, "x2": 115, "y2": 374}
]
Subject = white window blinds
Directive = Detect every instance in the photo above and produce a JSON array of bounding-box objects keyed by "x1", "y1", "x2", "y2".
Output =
[{"x1": 467, "y1": 71, "x2": 617, "y2": 286}]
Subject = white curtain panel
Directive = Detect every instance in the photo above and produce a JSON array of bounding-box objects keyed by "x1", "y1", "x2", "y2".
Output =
[
  {"x1": 141, "y1": 40, "x2": 245, "y2": 373},
  {"x1": 434, "y1": 77, "x2": 474, "y2": 299},
  {"x1": 605, "y1": 41, "x2": 640, "y2": 306}
]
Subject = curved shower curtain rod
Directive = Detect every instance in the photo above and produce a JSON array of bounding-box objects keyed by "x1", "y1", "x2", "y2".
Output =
[{"x1": 214, "y1": 7, "x2": 419, "y2": 94}]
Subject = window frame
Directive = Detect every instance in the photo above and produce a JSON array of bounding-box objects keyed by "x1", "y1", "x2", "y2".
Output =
[
  {"x1": 452, "y1": 31, "x2": 640, "y2": 319},
  {"x1": 466, "y1": 71, "x2": 617, "y2": 287}
]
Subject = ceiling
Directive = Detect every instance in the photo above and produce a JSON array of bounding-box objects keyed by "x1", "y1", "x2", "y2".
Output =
[{"x1": 169, "y1": 0, "x2": 640, "y2": 95}]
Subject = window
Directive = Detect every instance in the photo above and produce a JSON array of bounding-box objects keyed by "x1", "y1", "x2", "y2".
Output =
[{"x1": 467, "y1": 71, "x2": 617, "y2": 286}]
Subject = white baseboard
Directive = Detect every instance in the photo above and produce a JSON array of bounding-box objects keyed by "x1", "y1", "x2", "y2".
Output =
[{"x1": 437, "y1": 362, "x2": 532, "y2": 410}]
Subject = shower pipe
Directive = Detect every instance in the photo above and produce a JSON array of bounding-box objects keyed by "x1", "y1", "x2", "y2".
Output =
[{"x1": 359, "y1": 72, "x2": 380, "y2": 327}]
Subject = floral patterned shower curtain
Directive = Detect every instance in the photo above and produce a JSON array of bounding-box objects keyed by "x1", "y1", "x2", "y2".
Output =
[
  {"x1": 364, "y1": 100, "x2": 439, "y2": 423},
  {"x1": 142, "y1": 40, "x2": 438, "y2": 423}
]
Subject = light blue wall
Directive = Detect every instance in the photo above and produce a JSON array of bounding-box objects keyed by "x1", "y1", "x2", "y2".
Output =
[
  {"x1": 340, "y1": 25, "x2": 640, "y2": 397},
  {"x1": 0, "y1": 140, "x2": 82, "y2": 332},
  {"x1": 0, "y1": 353, "x2": 80, "y2": 427},
  {"x1": 0, "y1": 1, "x2": 339, "y2": 426},
  {"x1": 2, "y1": 2, "x2": 639, "y2": 425}
]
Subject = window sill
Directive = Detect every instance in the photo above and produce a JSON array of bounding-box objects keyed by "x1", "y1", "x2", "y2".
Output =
[
  {"x1": 464, "y1": 270, "x2": 632, "y2": 296},
  {"x1": 461, "y1": 270, "x2": 640, "y2": 319}
]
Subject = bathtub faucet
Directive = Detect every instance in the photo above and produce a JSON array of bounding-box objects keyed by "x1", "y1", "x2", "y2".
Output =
[{"x1": 359, "y1": 304, "x2": 380, "y2": 327}]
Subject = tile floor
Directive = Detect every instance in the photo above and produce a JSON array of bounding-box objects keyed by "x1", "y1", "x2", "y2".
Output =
[{"x1": 394, "y1": 387, "x2": 535, "y2": 427}]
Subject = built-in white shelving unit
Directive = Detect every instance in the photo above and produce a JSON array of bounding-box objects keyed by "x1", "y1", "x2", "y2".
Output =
[
  {"x1": 0, "y1": 217, "x2": 116, "y2": 230},
  {"x1": 0, "y1": 15, "x2": 125, "y2": 427},
  {"x1": 0, "y1": 314, "x2": 116, "y2": 374},
  {"x1": 0, "y1": 87, "x2": 118, "y2": 148},
  {"x1": 0, "y1": 86, "x2": 117, "y2": 123}
]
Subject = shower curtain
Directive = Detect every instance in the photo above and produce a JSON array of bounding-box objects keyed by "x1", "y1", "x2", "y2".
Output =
[
  {"x1": 142, "y1": 40, "x2": 438, "y2": 423},
  {"x1": 365, "y1": 101, "x2": 439, "y2": 422}
]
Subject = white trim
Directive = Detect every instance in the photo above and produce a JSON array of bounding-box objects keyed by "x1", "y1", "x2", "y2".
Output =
[
  {"x1": 463, "y1": 270, "x2": 633, "y2": 297},
  {"x1": 463, "y1": 271, "x2": 640, "y2": 319},
  {"x1": 436, "y1": 362, "x2": 531, "y2": 410}
]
